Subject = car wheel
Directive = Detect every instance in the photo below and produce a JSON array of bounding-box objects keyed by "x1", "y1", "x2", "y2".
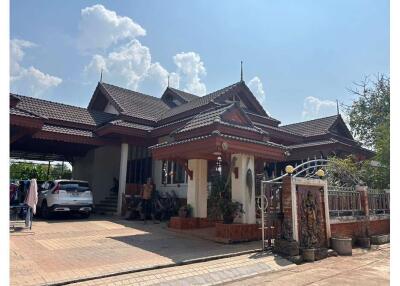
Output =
[
  {"x1": 80, "y1": 212, "x2": 90, "y2": 219},
  {"x1": 41, "y1": 201, "x2": 50, "y2": 219}
]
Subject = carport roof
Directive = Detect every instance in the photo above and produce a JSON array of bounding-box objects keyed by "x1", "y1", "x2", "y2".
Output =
[{"x1": 12, "y1": 93, "x2": 117, "y2": 127}]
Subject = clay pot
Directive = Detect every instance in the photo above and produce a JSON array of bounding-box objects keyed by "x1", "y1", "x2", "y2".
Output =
[
  {"x1": 356, "y1": 237, "x2": 371, "y2": 248},
  {"x1": 302, "y1": 248, "x2": 315, "y2": 262},
  {"x1": 331, "y1": 237, "x2": 352, "y2": 256}
]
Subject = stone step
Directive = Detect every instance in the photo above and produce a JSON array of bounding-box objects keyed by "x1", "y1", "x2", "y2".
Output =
[
  {"x1": 93, "y1": 206, "x2": 117, "y2": 214},
  {"x1": 96, "y1": 202, "x2": 118, "y2": 208}
]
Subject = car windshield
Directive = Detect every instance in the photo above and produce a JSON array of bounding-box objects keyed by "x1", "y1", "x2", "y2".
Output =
[{"x1": 59, "y1": 181, "x2": 91, "y2": 192}]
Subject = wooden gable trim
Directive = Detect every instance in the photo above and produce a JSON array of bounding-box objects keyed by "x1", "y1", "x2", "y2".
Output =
[
  {"x1": 328, "y1": 116, "x2": 354, "y2": 140},
  {"x1": 87, "y1": 83, "x2": 124, "y2": 114}
]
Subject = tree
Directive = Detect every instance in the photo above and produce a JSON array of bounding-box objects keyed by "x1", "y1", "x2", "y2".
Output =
[
  {"x1": 342, "y1": 74, "x2": 390, "y2": 188},
  {"x1": 10, "y1": 162, "x2": 72, "y2": 181},
  {"x1": 347, "y1": 74, "x2": 389, "y2": 148}
]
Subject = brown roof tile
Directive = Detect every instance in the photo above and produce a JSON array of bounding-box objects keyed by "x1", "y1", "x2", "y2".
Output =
[
  {"x1": 14, "y1": 94, "x2": 116, "y2": 126},
  {"x1": 280, "y1": 115, "x2": 340, "y2": 137},
  {"x1": 100, "y1": 82, "x2": 170, "y2": 121}
]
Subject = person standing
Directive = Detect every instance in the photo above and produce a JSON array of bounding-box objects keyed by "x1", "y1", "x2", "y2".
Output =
[{"x1": 140, "y1": 178, "x2": 153, "y2": 223}]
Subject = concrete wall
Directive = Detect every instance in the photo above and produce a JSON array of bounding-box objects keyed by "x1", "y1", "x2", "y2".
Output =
[{"x1": 72, "y1": 145, "x2": 121, "y2": 204}]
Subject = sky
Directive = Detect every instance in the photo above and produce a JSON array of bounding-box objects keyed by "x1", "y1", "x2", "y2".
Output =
[{"x1": 10, "y1": 0, "x2": 389, "y2": 124}]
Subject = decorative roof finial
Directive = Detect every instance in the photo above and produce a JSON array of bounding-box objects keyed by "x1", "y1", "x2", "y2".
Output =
[
  {"x1": 240, "y1": 61, "x2": 243, "y2": 82},
  {"x1": 336, "y1": 99, "x2": 340, "y2": 115},
  {"x1": 167, "y1": 75, "x2": 170, "y2": 87},
  {"x1": 100, "y1": 68, "x2": 103, "y2": 83}
]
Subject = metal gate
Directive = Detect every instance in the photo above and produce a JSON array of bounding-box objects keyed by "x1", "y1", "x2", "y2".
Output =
[
  {"x1": 257, "y1": 158, "x2": 331, "y2": 250},
  {"x1": 257, "y1": 180, "x2": 283, "y2": 249}
]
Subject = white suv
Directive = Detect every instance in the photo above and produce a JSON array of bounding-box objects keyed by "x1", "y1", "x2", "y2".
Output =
[{"x1": 38, "y1": 180, "x2": 93, "y2": 218}]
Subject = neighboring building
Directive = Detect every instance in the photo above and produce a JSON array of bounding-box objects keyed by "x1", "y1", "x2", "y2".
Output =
[{"x1": 10, "y1": 80, "x2": 373, "y2": 215}]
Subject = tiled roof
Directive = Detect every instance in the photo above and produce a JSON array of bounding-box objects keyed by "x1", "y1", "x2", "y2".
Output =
[
  {"x1": 41, "y1": 124, "x2": 95, "y2": 137},
  {"x1": 100, "y1": 82, "x2": 170, "y2": 121},
  {"x1": 109, "y1": 119, "x2": 153, "y2": 131},
  {"x1": 13, "y1": 94, "x2": 116, "y2": 126},
  {"x1": 288, "y1": 139, "x2": 338, "y2": 149},
  {"x1": 176, "y1": 103, "x2": 266, "y2": 135},
  {"x1": 10, "y1": 107, "x2": 41, "y2": 118},
  {"x1": 167, "y1": 87, "x2": 199, "y2": 102},
  {"x1": 158, "y1": 82, "x2": 242, "y2": 120},
  {"x1": 176, "y1": 104, "x2": 234, "y2": 133},
  {"x1": 280, "y1": 115, "x2": 339, "y2": 137},
  {"x1": 150, "y1": 131, "x2": 285, "y2": 150}
]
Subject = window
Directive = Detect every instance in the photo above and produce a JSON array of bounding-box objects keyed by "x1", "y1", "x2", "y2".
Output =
[
  {"x1": 162, "y1": 160, "x2": 187, "y2": 185},
  {"x1": 126, "y1": 146, "x2": 152, "y2": 184}
]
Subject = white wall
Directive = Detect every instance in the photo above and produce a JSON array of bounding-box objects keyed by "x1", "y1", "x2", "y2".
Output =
[{"x1": 72, "y1": 145, "x2": 121, "y2": 204}]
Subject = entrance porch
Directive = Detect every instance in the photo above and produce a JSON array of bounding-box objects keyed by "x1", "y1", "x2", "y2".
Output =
[{"x1": 150, "y1": 129, "x2": 287, "y2": 240}]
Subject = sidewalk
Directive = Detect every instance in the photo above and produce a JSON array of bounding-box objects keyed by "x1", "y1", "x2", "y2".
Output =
[
  {"x1": 73, "y1": 251, "x2": 294, "y2": 286},
  {"x1": 70, "y1": 244, "x2": 389, "y2": 286},
  {"x1": 227, "y1": 244, "x2": 390, "y2": 286}
]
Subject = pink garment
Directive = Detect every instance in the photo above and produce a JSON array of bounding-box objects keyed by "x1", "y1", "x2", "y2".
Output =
[{"x1": 24, "y1": 179, "x2": 38, "y2": 214}]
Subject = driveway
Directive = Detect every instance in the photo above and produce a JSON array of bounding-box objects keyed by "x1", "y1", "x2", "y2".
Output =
[{"x1": 10, "y1": 215, "x2": 260, "y2": 286}]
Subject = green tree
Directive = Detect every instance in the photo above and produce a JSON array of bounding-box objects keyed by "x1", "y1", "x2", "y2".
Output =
[
  {"x1": 10, "y1": 162, "x2": 72, "y2": 181},
  {"x1": 347, "y1": 74, "x2": 390, "y2": 148},
  {"x1": 342, "y1": 74, "x2": 390, "y2": 188}
]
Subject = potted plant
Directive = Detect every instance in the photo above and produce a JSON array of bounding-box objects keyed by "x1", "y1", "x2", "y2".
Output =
[
  {"x1": 219, "y1": 200, "x2": 243, "y2": 224},
  {"x1": 178, "y1": 204, "x2": 192, "y2": 218}
]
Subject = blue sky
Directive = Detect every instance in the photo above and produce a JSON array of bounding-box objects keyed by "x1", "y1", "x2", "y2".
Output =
[{"x1": 10, "y1": 0, "x2": 389, "y2": 124}]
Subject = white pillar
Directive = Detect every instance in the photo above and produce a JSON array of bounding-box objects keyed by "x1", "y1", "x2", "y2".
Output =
[
  {"x1": 187, "y1": 159, "x2": 208, "y2": 218},
  {"x1": 117, "y1": 143, "x2": 129, "y2": 215},
  {"x1": 231, "y1": 154, "x2": 256, "y2": 224}
]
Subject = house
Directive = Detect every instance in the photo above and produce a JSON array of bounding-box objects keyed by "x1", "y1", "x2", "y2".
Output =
[{"x1": 10, "y1": 80, "x2": 373, "y2": 218}]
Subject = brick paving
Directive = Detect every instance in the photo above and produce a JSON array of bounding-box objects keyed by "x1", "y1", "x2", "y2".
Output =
[
  {"x1": 73, "y1": 252, "x2": 294, "y2": 286},
  {"x1": 10, "y1": 215, "x2": 261, "y2": 286},
  {"x1": 227, "y1": 244, "x2": 390, "y2": 286},
  {"x1": 68, "y1": 244, "x2": 389, "y2": 286}
]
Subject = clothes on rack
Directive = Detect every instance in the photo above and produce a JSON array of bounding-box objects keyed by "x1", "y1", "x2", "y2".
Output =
[{"x1": 24, "y1": 179, "x2": 38, "y2": 214}]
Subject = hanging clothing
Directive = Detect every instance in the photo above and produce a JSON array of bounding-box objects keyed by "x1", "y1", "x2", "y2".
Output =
[{"x1": 24, "y1": 179, "x2": 38, "y2": 215}]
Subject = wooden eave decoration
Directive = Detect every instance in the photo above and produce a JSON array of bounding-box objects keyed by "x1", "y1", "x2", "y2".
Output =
[{"x1": 150, "y1": 134, "x2": 285, "y2": 161}]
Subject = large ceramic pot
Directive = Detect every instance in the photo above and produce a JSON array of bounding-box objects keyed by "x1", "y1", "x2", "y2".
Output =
[
  {"x1": 370, "y1": 234, "x2": 390, "y2": 245},
  {"x1": 302, "y1": 248, "x2": 315, "y2": 262},
  {"x1": 331, "y1": 237, "x2": 352, "y2": 256},
  {"x1": 356, "y1": 237, "x2": 371, "y2": 248}
]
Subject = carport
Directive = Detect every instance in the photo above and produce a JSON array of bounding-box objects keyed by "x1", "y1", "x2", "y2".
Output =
[{"x1": 10, "y1": 93, "x2": 148, "y2": 212}]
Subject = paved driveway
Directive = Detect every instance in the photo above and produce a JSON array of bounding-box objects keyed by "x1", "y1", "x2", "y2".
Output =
[{"x1": 10, "y1": 215, "x2": 260, "y2": 286}]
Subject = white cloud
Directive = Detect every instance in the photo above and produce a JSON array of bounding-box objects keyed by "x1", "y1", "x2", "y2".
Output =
[
  {"x1": 248, "y1": 76, "x2": 265, "y2": 103},
  {"x1": 10, "y1": 39, "x2": 62, "y2": 97},
  {"x1": 78, "y1": 4, "x2": 146, "y2": 51},
  {"x1": 302, "y1": 96, "x2": 336, "y2": 120},
  {"x1": 173, "y1": 52, "x2": 207, "y2": 95},
  {"x1": 247, "y1": 76, "x2": 271, "y2": 115},
  {"x1": 82, "y1": 6, "x2": 209, "y2": 97},
  {"x1": 85, "y1": 40, "x2": 152, "y2": 90}
]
